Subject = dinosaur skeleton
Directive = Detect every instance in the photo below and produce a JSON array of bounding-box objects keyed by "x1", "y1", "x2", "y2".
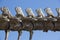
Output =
[{"x1": 0, "y1": 7, "x2": 60, "y2": 40}]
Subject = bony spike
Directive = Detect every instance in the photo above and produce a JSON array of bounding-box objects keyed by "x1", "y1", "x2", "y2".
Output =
[
  {"x1": 26, "y1": 8, "x2": 35, "y2": 18},
  {"x1": 1, "y1": 7, "x2": 12, "y2": 18},
  {"x1": 56, "y1": 8, "x2": 60, "y2": 17},
  {"x1": 15, "y1": 7, "x2": 24, "y2": 17},
  {"x1": 36, "y1": 8, "x2": 45, "y2": 17},
  {"x1": 44, "y1": 8, "x2": 54, "y2": 18}
]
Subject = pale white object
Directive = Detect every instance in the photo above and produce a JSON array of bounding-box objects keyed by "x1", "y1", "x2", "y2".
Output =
[
  {"x1": 36, "y1": 8, "x2": 45, "y2": 17},
  {"x1": 26, "y1": 8, "x2": 35, "y2": 17},
  {"x1": 1, "y1": 7, "x2": 12, "y2": 18},
  {"x1": 56, "y1": 8, "x2": 60, "y2": 17},
  {"x1": 15, "y1": 7, "x2": 24, "y2": 17},
  {"x1": 45, "y1": 8, "x2": 54, "y2": 17}
]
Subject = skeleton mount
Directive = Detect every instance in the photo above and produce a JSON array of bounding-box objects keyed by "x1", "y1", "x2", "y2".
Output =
[{"x1": 0, "y1": 7, "x2": 60, "y2": 40}]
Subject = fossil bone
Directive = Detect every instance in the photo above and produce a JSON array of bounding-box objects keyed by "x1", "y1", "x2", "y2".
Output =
[
  {"x1": 26, "y1": 8, "x2": 35, "y2": 18},
  {"x1": 56, "y1": 8, "x2": 60, "y2": 17},
  {"x1": 44, "y1": 8, "x2": 54, "y2": 18},
  {"x1": 15, "y1": 7, "x2": 25, "y2": 18},
  {"x1": 36, "y1": 8, "x2": 45, "y2": 17}
]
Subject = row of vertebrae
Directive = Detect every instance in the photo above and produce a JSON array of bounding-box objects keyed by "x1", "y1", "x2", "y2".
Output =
[
  {"x1": 0, "y1": 7, "x2": 60, "y2": 40},
  {"x1": 1, "y1": 7, "x2": 60, "y2": 18}
]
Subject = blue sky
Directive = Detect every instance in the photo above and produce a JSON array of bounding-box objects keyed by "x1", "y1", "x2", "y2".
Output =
[{"x1": 0, "y1": 0, "x2": 60, "y2": 40}]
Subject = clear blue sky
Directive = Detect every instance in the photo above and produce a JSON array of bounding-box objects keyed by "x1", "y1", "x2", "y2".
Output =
[{"x1": 0, "y1": 0, "x2": 60, "y2": 40}]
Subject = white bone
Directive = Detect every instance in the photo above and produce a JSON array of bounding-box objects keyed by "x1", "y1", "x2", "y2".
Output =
[
  {"x1": 15, "y1": 7, "x2": 24, "y2": 17},
  {"x1": 36, "y1": 8, "x2": 45, "y2": 17},
  {"x1": 56, "y1": 8, "x2": 60, "y2": 17},
  {"x1": 45, "y1": 8, "x2": 54, "y2": 17},
  {"x1": 26, "y1": 8, "x2": 35, "y2": 18},
  {"x1": 1, "y1": 7, "x2": 12, "y2": 18}
]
